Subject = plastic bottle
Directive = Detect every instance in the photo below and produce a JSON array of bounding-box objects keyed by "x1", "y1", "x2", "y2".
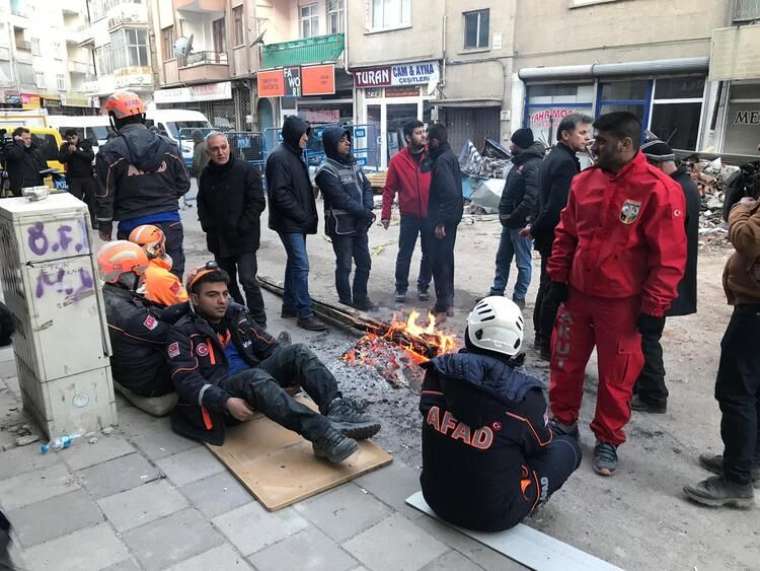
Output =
[{"x1": 40, "y1": 433, "x2": 81, "y2": 454}]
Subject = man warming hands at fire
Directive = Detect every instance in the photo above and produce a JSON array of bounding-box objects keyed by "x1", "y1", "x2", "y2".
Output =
[{"x1": 418, "y1": 297, "x2": 581, "y2": 531}]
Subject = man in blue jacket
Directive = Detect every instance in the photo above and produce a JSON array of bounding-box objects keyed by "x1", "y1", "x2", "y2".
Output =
[
  {"x1": 316, "y1": 127, "x2": 377, "y2": 311},
  {"x1": 420, "y1": 296, "x2": 581, "y2": 531}
]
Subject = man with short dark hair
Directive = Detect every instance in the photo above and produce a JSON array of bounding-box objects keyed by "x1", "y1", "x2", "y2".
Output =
[
  {"x1": 545, "y1": 112, "x2": 687, "y2": 476},
  {"x1": 2, "y1": 126, "x2": 46, "y2": 196},
  {"x1": 427, "y1": 123, "x2": 463, "y2": 318},
  {"x1": 59, "y1": 128, "x2": 97, "y2": 226},
  {"x1": 489, "y1": 127, "x2": 544, "y2": 309},
  {"x1": 198, "y1": 132, "x2": 267, "y2": 328},
  {"x1": 381, "y1": 120, "x2": 433, "y2": 302},
  {"x1": 96, "y1": 90, "x2": 190, "y2": 278},
  {"x1": 633, "y1": 136, "x2": 700, "y2": 414},
  {"x1": 166, "y1": 264, "x2": 381, "y2": 463},
  {"x1": 266, "y1": 116, "x2": 326, "y2": 332},
  {"x1": 525, "y1": 114, "x2": 592, "y2": 359}
]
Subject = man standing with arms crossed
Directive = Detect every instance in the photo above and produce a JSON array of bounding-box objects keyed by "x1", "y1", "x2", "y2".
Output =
[
  {"x1": 381, "y1": 120, "x2": 432, "y2": 303},
  {"x1": 524, "y1": 114, "x2": 592, "y2": 360},
  {"x1": 544, "y1": 112, "x2": 686, "y2": 476}
]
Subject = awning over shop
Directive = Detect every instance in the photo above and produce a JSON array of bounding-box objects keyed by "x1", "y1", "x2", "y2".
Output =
[
  {"x1": 519, "y1": 57, "x2": 709, "y2": 81},
  {"x1": 431, "y1": 98, "x2": 502, "y2": 108}
]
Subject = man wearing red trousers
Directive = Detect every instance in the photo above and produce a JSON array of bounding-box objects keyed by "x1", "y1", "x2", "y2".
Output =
[{"x1": 543, "y1": 112, "x2": 686, "y2": 476}]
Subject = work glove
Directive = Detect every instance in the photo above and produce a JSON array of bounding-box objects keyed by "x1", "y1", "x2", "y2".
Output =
[
  {"x1": 637, "y1": 313, "x2": 666, "y2": 335},
  {"x1": 546, "y1": 281, "x2": 569, "y2": 305}
]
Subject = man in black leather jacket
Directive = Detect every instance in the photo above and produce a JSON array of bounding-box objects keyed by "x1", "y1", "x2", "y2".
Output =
[{"x1": 165, "y1": 263, "x2": 381, "y2": 463}]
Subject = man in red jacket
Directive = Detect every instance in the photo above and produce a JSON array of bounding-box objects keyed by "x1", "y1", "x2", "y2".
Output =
[
  {"x1": 544, "y1": 112, "x2": 686, "y2": 477},
  {"x1": 381, "y1": 120, "x2": 432, "y2": 303}
]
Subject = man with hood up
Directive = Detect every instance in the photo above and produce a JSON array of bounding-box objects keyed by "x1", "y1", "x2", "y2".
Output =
[
  {"x1": 95, "y1": 90, "x2": 190, "y2": 278},
  {"x1": 265, "y1": 116, "x2": 326, "y2": 332},
  {"x1": 489, "y1": 128, "x2": 544, "y2": 310},
  {"x1": 316, "y1": 127, "x2": 376, "y2": 311},
  {"x1": 419, "y1": 296, "x2": 581, "y2": 531}
]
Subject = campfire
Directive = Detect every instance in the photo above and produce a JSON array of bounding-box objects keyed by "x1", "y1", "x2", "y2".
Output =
[{"x1": 342, "y1": 310, "x2": 458, "y2": 388}]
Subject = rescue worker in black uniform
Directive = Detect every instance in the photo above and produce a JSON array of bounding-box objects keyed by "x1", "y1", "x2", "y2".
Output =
[
  {"x1": 97, "y1": 241, "x2": 175, "y2": 397},
  {"x1": 0, "y1": 301, "x2": 14, "y2": 569},
  {"x1": 419, "y1": 296, "x2": 582, "y2": 531},
  {"x1": 165, "y1": 263, "x2": 381, "y2": 463}
]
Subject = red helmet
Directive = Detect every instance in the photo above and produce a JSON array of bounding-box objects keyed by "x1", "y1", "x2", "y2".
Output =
[
  {"x1": 97, "y1": 241, "x2": 149, "y2": 284},
  {"x1": 128, "y1": 224, "x2": 165, "y2": 259},
  {"x1": 103, "y1": 90, "x2": 145, "y2": 120}
]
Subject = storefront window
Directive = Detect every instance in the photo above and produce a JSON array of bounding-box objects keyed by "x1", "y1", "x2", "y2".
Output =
[
  {"x1": 598, "y1": 80, "x2": 650, "y2": 125},
  {"x1": 649, "y1": 77, "x2": 704, "y2": 150},
  {"x1": 724, "y1": 82, "x2": 760, "y2": 155},
  {"x1": 525, "y1": 83, "x2": 594, "y2": 145},
  {"x1": 387, "y1": 103, "x2": 418, "y2": 160}
]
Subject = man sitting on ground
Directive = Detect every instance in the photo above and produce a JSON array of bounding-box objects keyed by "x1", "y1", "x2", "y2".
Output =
[
  {"x1": 98, "y1": 241, "x2": 175, "y2": 398},
  {"x1": 419, "y1": 297, "x2": 581, "y2": 531},
  {"x1": 128, "y1": 224, "x2": 188, "y2": 307},
  {"x1": 165, "y1": 263, "x2": 381, "y2": 463}
]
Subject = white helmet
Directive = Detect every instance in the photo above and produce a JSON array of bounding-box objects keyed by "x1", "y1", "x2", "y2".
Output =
[{"x1": 466, "y1": 296, "x2": 525, "y2": 356}]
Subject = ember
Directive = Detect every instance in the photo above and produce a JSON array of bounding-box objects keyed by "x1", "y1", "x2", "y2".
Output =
[{"x1": 342, "y1": 310, "x2": 458, "y2": 388}]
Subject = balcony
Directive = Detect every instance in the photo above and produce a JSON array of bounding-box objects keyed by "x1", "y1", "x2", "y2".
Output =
[
  {"x1": 108, "y1": 3, "x2": 147, "y2": 30},
  {"x1": 68, "y1": 59, "x2": 94, "y2": 75},
  {"x1": 173, "y1": 0, "x2": 225, "y2": 12},
  {"x1": 177, "y1": 50, "x2": 230, "y2": 83},
  {"x1": 734, "y1": 0, "x2": 760, "y2": 22},
  {"x1": 61, "y1": 0, "x2": 81, "y2": 16},
  {"x1": 261, "y1": 34, "x2": 344, "y2": 69}
]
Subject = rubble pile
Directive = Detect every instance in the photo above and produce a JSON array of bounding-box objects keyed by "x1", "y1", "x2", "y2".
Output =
[
  {"x1": 458, "y1": 139, "x2": 512, "y2": 179},
  {"x1": 685, "y1": 158, "x2": 739, "y2": 248}
]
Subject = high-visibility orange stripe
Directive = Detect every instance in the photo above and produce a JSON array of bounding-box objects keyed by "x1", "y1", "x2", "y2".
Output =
[
  {"x1": 505, "y1": 411, "x2": 553, "y2": 447},
  {"x1": 207, "y1": 337, "x2": 216, "y2": 365},
  {"x1": 201, "y1": 406, "x2": 213, "y2": 430}
]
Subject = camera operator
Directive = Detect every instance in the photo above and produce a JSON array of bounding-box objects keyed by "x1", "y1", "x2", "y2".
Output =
[
  {"x1": 0, "y1": 127, "x2": 46, "y2": 197},
  {"x1": 59, "y1": 129, "x2": 97, "y2": 226}
]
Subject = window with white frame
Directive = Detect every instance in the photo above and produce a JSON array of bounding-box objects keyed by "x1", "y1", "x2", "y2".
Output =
[
  {"x1": 35, "y1": 72, "x2": 45, "y2": 88},
  {"x1": 371, "y1": 0, "x2": 411, "y2": 31},
  {"x1": 464, "y1": 9, "x2": 489, "y2": 49},
  {"x1": 648, "y1": 76, "x2": 705, "y2": 151},
  {"x1": 232, "y1": 5, "x2": 244, "y2": 46},
  {"x1": 31, "y1": 38, "x2": 40, "y2": 56},
  {"x1": 300, "y1": 3, "x2": 319, "y2": 38},
  {"x1": 327, "y1": 0, "x2": 344, "y2": 34},
  {"x1": 111, "y1": 28, "x2": 148, "y2": 70},
  {"x1": 95, "y1": 45, "x2": 113, "y2": 75},
  {"x1": 56, "y1": 74, "x2": 66, "y2": 90}
]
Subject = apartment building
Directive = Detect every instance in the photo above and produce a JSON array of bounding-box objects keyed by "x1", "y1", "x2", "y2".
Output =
[{"x1": 0, "y1": 0, "x2": 98, "y2": 113}]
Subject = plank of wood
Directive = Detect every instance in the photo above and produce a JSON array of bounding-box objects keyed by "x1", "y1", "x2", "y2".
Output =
[
  {"x1": 207, "y1": 396, "x2": 393, "y2": 511},
  {"x1": 406, "y1": 492, "x2": 623, "y2": 571}
]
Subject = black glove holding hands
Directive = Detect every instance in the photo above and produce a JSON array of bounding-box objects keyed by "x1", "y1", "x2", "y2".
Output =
[
  {"x1": 546, "y1": 281, "x2": 569, "y2": 305},
  {"x1": 637, "y1": 313, "x2": 666, "y2": 335}
]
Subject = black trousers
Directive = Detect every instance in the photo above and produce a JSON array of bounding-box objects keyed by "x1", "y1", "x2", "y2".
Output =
[
  {"x1": 216, "y1": 252, "x2": 267, "y2": 327},
  {"x1": 0, "y1": 508, "x2": 10, "y2": 570},
  {"x1": 331, "y1": 233, "x2": 371, "y2": 303},
  {"x1": 533, "y1": 251, "x2": 552, "y2": 348},
  {"x1": 68, "y1": 177, "x2": 97, "y2": 228},
  {"x1": 118, "y1": 219, "x2": 184, "y2": 279},
  {"x1": 635, "y1": 318, "x2": 669, "y2": 405},
  {"x1": 395, "y1": 215, "x2": 432, "y2": 294},
  {"x1": 219, "y1": 344, "x2": 338, "y2": 441},
  {"x1": 715, "y1": 305, "x2": 760, "y2": 485},
  {"x1": 430, "y1": 223, "x2": 458, "y2": 313}
]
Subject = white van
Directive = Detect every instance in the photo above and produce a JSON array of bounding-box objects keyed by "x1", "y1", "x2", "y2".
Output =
[
  {"x1": 145, "y1": 109, "x2": 212, "y2": 167},
  {"x1": 47, "y1": 115, "x2": 115, "y2": 154}
]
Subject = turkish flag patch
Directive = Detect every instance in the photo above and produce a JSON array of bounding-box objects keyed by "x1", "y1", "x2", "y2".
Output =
[
  {"x1": 143, "y1": 315, "x2": 158, "y2": 330},
  {"x1": 167, "y1": 342, "x2": 180, "y2": 359},
  {"x1": 196, "y1": 343, "x2": 209, "y2": 357}
]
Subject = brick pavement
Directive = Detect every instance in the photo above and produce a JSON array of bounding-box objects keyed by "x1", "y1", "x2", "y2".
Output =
[{"x1": 0, "y1": 339, "x2": 527, "y2": 571}]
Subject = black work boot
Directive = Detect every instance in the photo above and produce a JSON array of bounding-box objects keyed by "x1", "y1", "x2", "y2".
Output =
[
  {"x1": 297, "y1": 316, "x2": 327, "y2": 332},
  {"x1": 281, "y1": 306, "x2": 297, "y2": 319},
  {"x1": 312, "y1": 428, "x2": 359, "y2": 464},
  {"x1": 631, "y1": 394, "x2": 667, "y2": 414},
  {"x1": 351, "y1": 298, "x2": 378, "y2": 312},
  {"x1": 699, "y1": 453, "x2": 760, "y2": 488},
  {"x1": 683, "y1": 476, "x2": 755, "y2": 509},
  {"x1": 327, "y1": 397, "x2": 381, "y2": 440}
]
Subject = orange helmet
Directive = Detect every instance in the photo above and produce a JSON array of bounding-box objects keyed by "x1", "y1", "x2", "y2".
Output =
[
  {"x1": 103, "y1": 90, "x2": 145, "y2": 120},
  {"x1": 97, "y1": 241, "x2": 149, "y2": 284},
  {"x1": 128, "y1": 224, "x2": 166, "y2": 259}
]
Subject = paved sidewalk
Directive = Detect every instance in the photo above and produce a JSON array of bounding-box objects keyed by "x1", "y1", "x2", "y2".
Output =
[{"x1": 0, "y1": 347, "x2": 526, "y2": 571}]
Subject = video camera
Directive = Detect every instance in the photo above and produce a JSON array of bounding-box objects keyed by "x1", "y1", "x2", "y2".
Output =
[{"x1": 723, "y1": 161, "x2": 760, "y2": 221}]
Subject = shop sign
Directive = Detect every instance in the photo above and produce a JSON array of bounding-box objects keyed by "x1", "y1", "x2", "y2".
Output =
[
  {"x1": 385, "y1": 85, "x2": 419, "y2": 98},
  {"x1": 258, "y1": 70, "x2": 285, "y2": 97},
  {"x1": 354, "y1": 61, "x2": 439, "y2": 88},
  {"x1": 284, "y1": 66, "x2": 301, "y2": 97},
  {"x1": 365, "y1": 88, "x2": 383, "y2": 98},
  {"x1": 154, "y1": 81, "x2": 233, "y2": 104},
  {"x1": 301, "y1": 64, "x2": 336, "y2": 96},
  {"x1": 733, "y1": 109, "x2": 760, "y2": 126},
  {"x1": 21, "y1": 94, "x2": 41, "y2": 110},
  {"x1": 529, "y1": 107, "x2": 576, "y2": 128}
]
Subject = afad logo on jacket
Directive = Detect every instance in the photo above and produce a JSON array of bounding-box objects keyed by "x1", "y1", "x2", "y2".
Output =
[{"x1": 425, "y1": 406, "x2": 494, "y2": 450}]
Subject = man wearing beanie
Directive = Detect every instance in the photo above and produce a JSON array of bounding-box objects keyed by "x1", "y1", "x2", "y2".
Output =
[
  {"x1": 633, "y1": 136, "x2": 699, "y2": 414},
  {"x1": 489, "y1": 128, "x2": 544, "y2": 309}
]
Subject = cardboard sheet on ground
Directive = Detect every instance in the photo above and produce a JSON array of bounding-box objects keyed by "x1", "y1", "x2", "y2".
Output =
[
  {"x1": 406, "y1": 492, "x2": 623, "y2": 571},
  {"x1": 207, "y1": 396, "x2": 392, "y2": 511}
]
